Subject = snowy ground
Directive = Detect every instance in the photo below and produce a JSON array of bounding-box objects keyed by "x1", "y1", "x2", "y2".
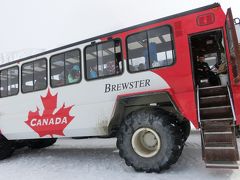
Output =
[{"x1": 0, "y1": 131, "x2": 239, "y2": 180}]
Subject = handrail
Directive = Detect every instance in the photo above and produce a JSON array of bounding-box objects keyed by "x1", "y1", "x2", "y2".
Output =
[
  {"x1": 196, "y1": 85, "x2": 201, "y2": 126},
  {"x1": 227, "y1": 85, "x2": 237, "y2": 123},
  {"x1": 196, "y1": 85, "x2": 205, "y2": 153}
]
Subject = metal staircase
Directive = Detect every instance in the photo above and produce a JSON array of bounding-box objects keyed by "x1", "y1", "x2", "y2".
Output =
[{"x1": 197, "y1": 85, "x2": 239, "y2": 169}]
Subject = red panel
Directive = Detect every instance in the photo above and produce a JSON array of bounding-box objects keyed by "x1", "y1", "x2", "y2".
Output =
[
  {"x1": 105, "y1": 6, "x2": 227, "y2": 128},
  {"x1": 174, "y1": 21, "x2": 183, "y2": 37}
]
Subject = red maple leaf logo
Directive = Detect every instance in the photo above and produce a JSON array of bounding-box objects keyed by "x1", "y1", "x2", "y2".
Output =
[{"x1": 25, "y1": 89, "x2": 74, "y2": 137}]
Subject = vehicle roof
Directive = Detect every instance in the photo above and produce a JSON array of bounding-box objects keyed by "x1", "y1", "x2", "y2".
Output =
[{"x1": 0, "y1": 3, "x2": 220, "y2": 68}]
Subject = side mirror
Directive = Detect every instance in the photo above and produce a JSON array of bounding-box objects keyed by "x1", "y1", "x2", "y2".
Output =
[{"x1": 234, "y1": 18, "x2": 240, "y2": 25}]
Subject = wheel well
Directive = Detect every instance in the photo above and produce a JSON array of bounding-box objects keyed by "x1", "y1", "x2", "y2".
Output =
[{"x1": 108, "y1": 92, "x2": 184, "y2": 136}]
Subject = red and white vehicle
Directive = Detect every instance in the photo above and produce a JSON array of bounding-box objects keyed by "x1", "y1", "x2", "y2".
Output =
[{"x1": 0, "y1": 3, "x2": 240, "y2": 172}]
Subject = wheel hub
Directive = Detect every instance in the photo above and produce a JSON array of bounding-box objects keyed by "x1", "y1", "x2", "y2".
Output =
[{"x1": 131, "y1": 128, "x2": 161, "y2": 158}]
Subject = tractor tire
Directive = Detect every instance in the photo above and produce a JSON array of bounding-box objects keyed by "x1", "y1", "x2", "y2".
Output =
[
  {"x1": 117, "y1": 108, "x2": 184, "y2": 173},
  {"x1": 0, "y1": 135, "x2": 14, "y2": 160},
  {"x1": 180, "y1": 120, "x2": 191, "y2": 142},
  {"x1": 14, "y1": 140, "x2": 28, "y2": 149},
  {"x1": 28, "y1": 138, "x2": 57, "y2": 149}
]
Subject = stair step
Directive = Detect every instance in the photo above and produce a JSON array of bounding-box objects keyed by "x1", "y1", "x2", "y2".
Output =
[
  {"x1": 200, "y1": 106, "x2": 233, "y2": 119},
  {"x1": 205, "y1": 161, "x2": 239, "y2": 169},
  {"x1": 205, "y1": 145, "x2": 235, "y2": 150},
  {"x1": 202, "y1": 124, "x2": 233, "y2": 131},
  {"x1": 201, "y1": 118, "x2": 234, "y2": 129},
  {"x1": 204, "y1": 132, "x2": 234, "y2": 144},
  {"x1": 205, "y1": 141, "x2": 234, "y2": 147},
  {"x1": 200, "y1": 106, "x2": 231, "y2": 110},
  {"x1": 199, "y1": 85, "x2": 226, "y2": 90},
  {"x1": 204, "y1": 144, "x2": 238, "y2": 161},
  {"x1": 204, "y1": 131, "x2": 232, "y2": 135},
  {"x1": 200, "y1": 95, "x2": 227, "y2": 99},
  {"x1": 200, "y1": 95, "x2": 230, "y2": 108},
  {"x1": 201, "y1": 119, "x2": 232, "y2": 126},
  {"x1": 202, "y1": 123, "x2": 233, "y2": 129},
  {"x1": 199, "y1": 86, "x2": 227, "y2": 97},
  {"x1": 201, "y1": 118, "x2": 233, "y2": 122}
]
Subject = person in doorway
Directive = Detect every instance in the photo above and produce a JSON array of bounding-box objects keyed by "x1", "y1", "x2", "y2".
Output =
[
  {"x1": 212, "y1": 53, "x2": 228, "y2": 75},
  {"x1": 195, "y1": 55, "x2": 219, "y2": 86}
]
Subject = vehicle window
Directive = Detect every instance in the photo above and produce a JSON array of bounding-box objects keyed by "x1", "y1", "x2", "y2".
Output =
[
  {"x1": 127, "y1": 26, "x2": 175, "y2": 72},
  {"x1": 65, "y1": 50, "x2": 81, "y2": 85},
  {"x1": 85, "y1": 39, "x2": 123, "y2": 80},
  {"x1": 22, "y1": 59, "x2": 47, "y2": 93},
  {"x1": 50, "y1": 49, "x2": 81, "y2": 87},
  {"x1": 0, "y1": 66, "x2": 19, "y2": 97}
]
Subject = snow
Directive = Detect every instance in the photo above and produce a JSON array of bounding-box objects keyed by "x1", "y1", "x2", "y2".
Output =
[{"x1": 0, "y1": 131, "x2": 239, "y2": 180}]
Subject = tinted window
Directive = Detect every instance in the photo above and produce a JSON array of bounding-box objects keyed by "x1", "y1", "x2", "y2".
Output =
[
  {"x1": 0, "y1": 66, "x2": 19, "y2": 97},
  {"x1": 127, "y1": 26, "x2": 175, "y2": 72},
  {"x1": 85, "y1": 39, "x2": 123, "y2": 80},
  {"x1": 22, "y1": 59, "x2": 47, "y2": 93},
  {"x1": 50, "y1": 49, "x2": 81, "y2": 87}
]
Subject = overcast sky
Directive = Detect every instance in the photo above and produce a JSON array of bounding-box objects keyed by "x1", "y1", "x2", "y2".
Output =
[{"x1": 0, "y1": 0, "x2": 239, "y2": 55}]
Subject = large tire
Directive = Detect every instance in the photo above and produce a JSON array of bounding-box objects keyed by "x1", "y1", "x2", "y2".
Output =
[
  {"x1": 180, "y1": 120, "x2": 191, "y2": 142},
  {"x1": 0, "y1": 135, "x2": 14, "y2": 160},
  {"x1": 28, "y1": 138, "x2": 57, "y2": 149},
  {"x1": 117, "y1": 108, "x2": 184, "y2": 173}
]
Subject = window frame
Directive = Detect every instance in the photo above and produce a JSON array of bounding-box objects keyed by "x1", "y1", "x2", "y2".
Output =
[
  {"x1": 49, "y1": 48, "x2": 81, "y2": 89},
  {"x1": 21, "y1": 58, "x2": 48, "y2": 94},
  {"x1": 225, "y1": 19, "x2": 239, "y2": 78},
  {"x1": 126, "y1": 25, "x2": 176, "y2": 74},
  {"x1": 0, "y1": 65, "x2": 19, "y2": 98},
  {"x1": 84, "y1": 38, "x2": 124, "y2": 81}
]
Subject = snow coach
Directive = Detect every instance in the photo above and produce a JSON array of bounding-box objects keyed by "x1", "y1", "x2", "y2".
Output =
[{"x1": 0, "y1": 3, "x2": 240, "y2": 172}]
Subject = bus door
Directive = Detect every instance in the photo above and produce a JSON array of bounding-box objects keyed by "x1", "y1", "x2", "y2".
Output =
[
  {"x1": 225, "y1": 8, "x2": 240, "y2": 125},
  {"x1": 234, "y1": 18, "x2": 240, "y2": 42}
]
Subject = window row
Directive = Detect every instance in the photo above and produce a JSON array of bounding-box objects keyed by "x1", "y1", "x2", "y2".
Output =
[{"x1": 0, "y1": 25, "x2": 175, "y2": 97}]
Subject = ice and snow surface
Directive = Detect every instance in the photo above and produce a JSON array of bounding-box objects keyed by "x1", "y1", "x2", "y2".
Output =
[{"x1": 0, "y1": 131, "x2": 239, "y2": 180}]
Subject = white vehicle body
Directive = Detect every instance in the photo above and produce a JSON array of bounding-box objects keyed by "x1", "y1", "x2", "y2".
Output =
[{"x1": 0, "y1": 44, "x2": 169, "y2": 140}]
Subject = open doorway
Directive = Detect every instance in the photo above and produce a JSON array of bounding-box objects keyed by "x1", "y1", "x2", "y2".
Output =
[{"x1": 190, "y1": 30, "x2": 228, "y2": 87}]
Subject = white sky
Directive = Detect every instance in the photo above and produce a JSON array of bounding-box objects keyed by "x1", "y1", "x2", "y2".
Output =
[{"x1": 0, "y1": 0, "x2": 239, "y2": 54}]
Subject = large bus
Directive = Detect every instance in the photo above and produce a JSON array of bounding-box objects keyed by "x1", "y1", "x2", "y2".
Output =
[{"x1": 0, "y1": 3, "x2": 240, "y2": 172}]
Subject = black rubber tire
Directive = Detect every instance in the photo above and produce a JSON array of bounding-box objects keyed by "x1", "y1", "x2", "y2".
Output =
[
  {"x1": 14, "y1": 140, "x2": 28, "y2": 149},
  {"x1": 28, "y1": 138, "x2": 57, "y2": 149},
  {"x1": 117, "y1": 108, "x2": 184, "y2": 173},
  {"x1": 0, "y1": 135, "x2": 14, "y2": 160},
  {"x1": 180, "y1": 120, "x2": 191, "y2": 142}
]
